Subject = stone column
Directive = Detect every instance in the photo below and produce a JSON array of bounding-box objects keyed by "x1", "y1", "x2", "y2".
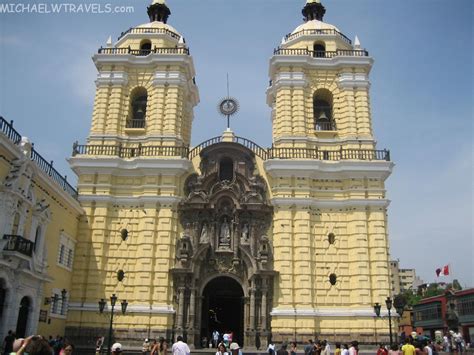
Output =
[
  {"x1": 261, "y1": 288, "x2": 267, "y2": 331},
  {"x1": 187, "y1": 288, "x2": 197, "y2": 348},
  {"x1": 249, "y1": 288, "x2": 255, "y2": 330},
  {"x1": 176, "y1": 287, "x2": 185, "y2": 332},
  {"x1": 195, "y1": 296, "x2": 203, "y2": 348},
  {"x1": 246, "y1": 288, "x2": 256, "y2": 349}
]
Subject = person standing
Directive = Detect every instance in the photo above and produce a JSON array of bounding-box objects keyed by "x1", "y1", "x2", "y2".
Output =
[
  {"x1": 142, "y1": 339, "x2": 151, "y2": 355},
  {"x1": 216, "y1": 343, "x2": 228, "y2": 355},
  {"x1": 401, "y1": 339, "x2": 415, "y2": 355},
  {"x1": 277, "y1": 342, "x2": 289, "y2": 355},
  {"x1": 290, "y1": 342, "x2": 297, "y2": 355},
  {"x1": 304, "y1": 340, "x2": 313, "y2": 355},
  {"x1": 348, "y1": 341, "x2": 358, "y2": 355},
  {"x1": 172, "y1": 336, "x2": 190, "y2": 355},
  {"x1": 111, "y1": 343, "x2": 123, "y2": 355},
  {"x1": 213, "y1": 331, "x2": 220, "y2": 348},
  {"x1": 3, "y1": 330, "x2": 15, "y2": 355},
  {"x1": 341, "y1": 344, "x2": 349, "y2": 355},
  {"x1": 377, "y1": 344, "x2": 388, "y2": 355},
  {"x1": 158, "y1": 337, "x2": 168, "y2": 355},
  {"x1": 268, "y1": 341, "x2": 275, "y2": 355}
]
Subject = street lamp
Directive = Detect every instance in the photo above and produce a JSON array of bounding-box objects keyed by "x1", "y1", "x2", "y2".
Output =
[
  {"x1": 98, "y1": 294, "x2": 128, "y2": 355},
  {"x1": 373, "y1": 297, "x2": 393, "y2": 347}
]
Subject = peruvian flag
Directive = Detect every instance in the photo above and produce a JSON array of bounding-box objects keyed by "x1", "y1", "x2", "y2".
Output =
[{"x1": 436, "y1": 265, "x2": 450, "y2": 277}]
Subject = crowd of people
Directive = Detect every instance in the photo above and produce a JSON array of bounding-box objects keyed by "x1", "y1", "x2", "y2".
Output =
[
  {"x1": 2, "y1": 330, "x2": 75, "y2": 355},
  {"x1": 3, "y1": 329, "x2": 470, "y2": 355}
]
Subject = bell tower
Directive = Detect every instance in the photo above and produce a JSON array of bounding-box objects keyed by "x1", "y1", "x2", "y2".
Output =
[
  {"x1": 87, "y1": 0, "x2": 198, "y2": 148},
  {"x1": 264, "y1": 0, "x2": 395, "y2": 342},
  {"x1": 267, "y1": 0, "x2": 373, "y2": 150},
  {"x1": 67, "y1": 0, "x2": 199, "y2": 345}
]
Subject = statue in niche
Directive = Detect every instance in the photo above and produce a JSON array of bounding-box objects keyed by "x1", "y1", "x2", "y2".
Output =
[
  {"x1": 200, "y1": 222, "x2": 209, "y2": 243},
  {"x1": 241, "y1": 223, "x2": 250, "y2": 244},
  {"x1": 219, "y1": 217, "x2": 231, "y2": 246}
]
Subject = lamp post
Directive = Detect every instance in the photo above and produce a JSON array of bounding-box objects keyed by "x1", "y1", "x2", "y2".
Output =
[
  {"x1": 373, "y1": 297, "x2": 393, "y2": 347},
  {"x1": 98, "y1": 294, "x2": 128, "y2": 355}
]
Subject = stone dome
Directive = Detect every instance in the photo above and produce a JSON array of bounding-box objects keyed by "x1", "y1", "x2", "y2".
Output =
[{"x1": 291, "y1": 19, "x2": 341, "y2": 36}]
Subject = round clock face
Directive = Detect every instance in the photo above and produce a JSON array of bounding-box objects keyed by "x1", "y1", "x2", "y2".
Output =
[{"x1": 219, "y1": 98, "x2": 238, "y2": 116}]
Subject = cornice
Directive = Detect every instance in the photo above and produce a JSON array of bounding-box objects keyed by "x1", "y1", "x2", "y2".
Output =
[
  {"x1": 68, "y1": 156, "x2": 193, "y2": 176},
  {"x1": 264, "y1": 159, "x2": 394, "y2": 180}
]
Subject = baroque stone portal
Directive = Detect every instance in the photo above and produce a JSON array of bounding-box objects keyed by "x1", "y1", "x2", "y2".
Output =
[{"x1": 172, "y1": 142, "x2": 276, "y2": 348}]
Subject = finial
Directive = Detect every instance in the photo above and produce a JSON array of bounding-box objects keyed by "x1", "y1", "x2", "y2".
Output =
[
  {"x1": 302, "y1": 0, "x2": 326, "y2": 21},
  {"x1": 354, "y1": 35, "x2": 361, "y2": 49},
  {"x1": 281, "y1": 37, "x2": 286, "y2": 45},
  {"x1": 106, "y1": 36, "x2": 113, "y2": 48},
  {"x1": 147, "y1": 0, "x2": 171, "y2": 23},
  {"x1": 178, "y1": 36, "x2": 185, "y2": 48}
]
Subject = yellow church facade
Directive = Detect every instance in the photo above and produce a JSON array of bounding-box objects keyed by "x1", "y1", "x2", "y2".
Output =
[{"x1": 0, "y1": 0, "x2": 395, "y2": 348}]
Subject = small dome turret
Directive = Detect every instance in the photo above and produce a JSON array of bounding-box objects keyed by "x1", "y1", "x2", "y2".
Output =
[
  {"x1": 147, "y1": 0, "x2": 171, "y2": 23},
  {"x1": 302, "y1": 0, "x2": 326, "y2": 22}
]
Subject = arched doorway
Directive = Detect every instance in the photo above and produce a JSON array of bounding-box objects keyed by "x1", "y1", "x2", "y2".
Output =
[
  {"x1": 201, "y1": 277, "x2": 244, "y2": 347},
  {"x1": 16, "y1": 297, "x2": 30, "y2": 338}
]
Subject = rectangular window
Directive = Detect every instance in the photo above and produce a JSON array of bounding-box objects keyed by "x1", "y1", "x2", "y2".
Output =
[
  {"x1": 57, "y1": 233, "x2": 75, "y2": 271},
  {"x1": 50, "y1": 289, "x2": 68, "y2": 318}
]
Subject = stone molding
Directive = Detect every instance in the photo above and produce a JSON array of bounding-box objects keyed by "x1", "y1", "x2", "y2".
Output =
[
  {"x1": 270, "y1": 197, "x2": 390, "y2": 209},
  {"x1": 337, "y1": 72, "x2": 370, "y2": 89},
  {"x1": 95, "y1": 71, "x2": 129, "y2": 86},
  {"x1": 68, "y1": 157, "x2": 193, "y2": 176},
  {"x1": 68, "y1": 303, "x2": 175, "y2": 314},
  {"x1": 269, "y1": 55, "x2": 374, "y2": 77},
  {"x1": 152, "y1": 71, "x2": 199, "y2": 106},
  {"x1": 77, "y1": 195, "x2": 182, "y2": 205},
  {"x1": 270, "y1": 307, "x2": 395, "y2": 317},
  {"x1": 264, "y1": 159, "x2": 393, "y2": 180}
]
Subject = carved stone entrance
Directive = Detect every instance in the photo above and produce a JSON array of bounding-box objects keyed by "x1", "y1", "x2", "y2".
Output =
[
  {"x1": 201, "y1": 276, "x2": 244, "y2": 346},
  {"x1": 171, "y1": 142, "x2": 276, "y2": 348}
]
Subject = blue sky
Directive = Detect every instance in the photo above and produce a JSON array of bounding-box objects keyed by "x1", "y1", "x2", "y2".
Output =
[{"x1": 0, "y1": 0, "x2": 472, "y2": 286}]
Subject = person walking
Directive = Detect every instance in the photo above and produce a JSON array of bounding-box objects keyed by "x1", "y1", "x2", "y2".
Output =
[{"x1": 172, "y1": 336, "x2": 190, "y2": 355}]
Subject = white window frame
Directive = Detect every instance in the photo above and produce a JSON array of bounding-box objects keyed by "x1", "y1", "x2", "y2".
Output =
[{"x1": 57, "y1": 233, "x2": 75, "y2": 271}]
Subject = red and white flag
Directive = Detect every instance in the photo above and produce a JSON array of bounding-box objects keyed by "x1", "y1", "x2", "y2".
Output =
[{"x1": 436, "y1": 264, "x2": 450, "y2": 277}]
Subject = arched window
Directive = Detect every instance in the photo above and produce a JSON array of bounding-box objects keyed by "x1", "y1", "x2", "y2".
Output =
[
  {"x1": 313, "y1": 42, "x2": 326, "y2": 58},
  {"x1": 127, "y1": 88, "x2": 147, "y2": 128},
  {"x1": 314, "y1": 89, "x2": 335, "y2": 131},
  {"x1": 139, "y1": 40, "x2": 152, "y2": 56},
  {"x1": 219, "y1": 157, "x2": 234, "y2": 182}
]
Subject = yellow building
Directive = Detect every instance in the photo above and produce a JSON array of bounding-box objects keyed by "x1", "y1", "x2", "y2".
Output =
[
  {"x1": 0, "y1": 117, "x2": 82, "y2": 339},
  {"x1": 64, "y1": 0, "x2": 393, "y2": 348}
]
